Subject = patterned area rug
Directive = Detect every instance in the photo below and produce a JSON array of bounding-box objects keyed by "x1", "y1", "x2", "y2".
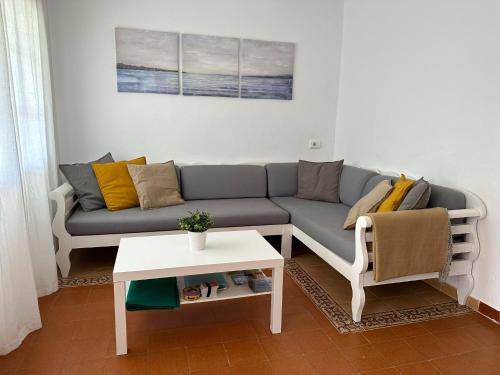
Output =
[
  {"x1": 59, "y1": 274, "x2": 112, "y2": 288},
  {"x1": 285, "y1": 258, "x2": 471, "y2": 333},
  {"x1": 58, "y1": 246, "x2": 116, "y2": 288}
]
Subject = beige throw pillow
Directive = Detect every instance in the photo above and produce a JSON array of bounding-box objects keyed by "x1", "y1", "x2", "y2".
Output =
[
  {"x1": 127, "y1": 161, "x2": 184, "y2": 209},
  {"x1": 343, "y1": 180, "x2": 393, "y2": 230}
]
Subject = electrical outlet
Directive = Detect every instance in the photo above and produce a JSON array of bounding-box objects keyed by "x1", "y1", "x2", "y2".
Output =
[{"x1": 309, "y1": 139, "x2": 321, "y2": 149}]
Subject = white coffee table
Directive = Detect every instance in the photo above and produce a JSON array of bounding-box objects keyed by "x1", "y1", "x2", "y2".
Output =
[{"x1": 112, "y1": 230, "x2": 284, "y2": 355}]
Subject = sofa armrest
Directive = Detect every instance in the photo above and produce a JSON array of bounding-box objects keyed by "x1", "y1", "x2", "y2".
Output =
[
  {"x1": 354, "y1": 198, "x2": 485, "y2": 269},
  {"x1": 349, "y1": 189, "x2": 486, "y2": 322},
  {"x1": 353, "y1": 216, "x2": 371, "y2": 274},
  {"x1": 49, "y1": 182, "x2": 76, "y2": 239},
  {"x1": 49, "y1": 183, "x2": 77, "y2": 277},
  {"x1": 49, "y1": 182, "x2": 74, "y2": 200}
]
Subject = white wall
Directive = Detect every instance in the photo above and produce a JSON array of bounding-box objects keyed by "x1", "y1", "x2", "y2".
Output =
[
  {"x1": 336, "y1": 0, "x2": 500, "y2": 309},
  {"x1": 46, "y1": 0, "x2": 344, "y2": 164}
]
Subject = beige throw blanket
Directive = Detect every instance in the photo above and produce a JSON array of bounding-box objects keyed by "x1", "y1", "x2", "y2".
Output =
[{"x1": 367, "y1": 208, "x2": 450, "y2": 282}]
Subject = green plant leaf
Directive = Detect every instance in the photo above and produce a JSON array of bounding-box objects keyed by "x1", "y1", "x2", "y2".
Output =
[{"x1": 178, "y1": 210, "x2": 214, "y2": 232}]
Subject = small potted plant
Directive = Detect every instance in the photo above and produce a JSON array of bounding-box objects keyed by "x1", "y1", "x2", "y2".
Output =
[{"x1": 178, "y1": 210, "x2": 215, "y2": 250}]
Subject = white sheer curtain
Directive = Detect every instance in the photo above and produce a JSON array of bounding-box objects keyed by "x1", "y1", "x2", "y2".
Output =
[{"x1": 0, "y1": 0, "x2": 58, "y2": 354}]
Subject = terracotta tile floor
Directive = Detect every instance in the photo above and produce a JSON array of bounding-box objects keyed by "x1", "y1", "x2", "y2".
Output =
[
  {"x1": 292, "y1": 250, "x2": 460, "y2": 318},
  {"x1": 1, "y1": 244, "x2": 499, "y2": 374}
]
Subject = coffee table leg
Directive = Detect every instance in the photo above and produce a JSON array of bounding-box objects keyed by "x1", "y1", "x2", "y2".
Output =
[
  {"x1": 270, "y1": 266, "x2": 283, "y2": 333},
  {"x1": 114, "y1": 281, "x2": 127, "y2": 355}
]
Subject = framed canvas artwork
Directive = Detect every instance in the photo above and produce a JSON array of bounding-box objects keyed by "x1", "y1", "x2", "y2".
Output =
[
  {"x1": 240, "y1": 39, "x2": 295, "y2": 100},
  {"x1": 115, "y1": 27, "x2": 179, "y2": 94},
  {"x1": 115, "y1": 28, "x2": 295, "y2": 100},
  {"x1": 182, "y1": 34, "x2": 239, "y2": 97}
]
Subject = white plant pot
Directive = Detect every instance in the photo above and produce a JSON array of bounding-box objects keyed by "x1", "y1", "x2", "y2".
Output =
[{"x1": 188, "y1": 231, "x2": 207, "y2": 251}]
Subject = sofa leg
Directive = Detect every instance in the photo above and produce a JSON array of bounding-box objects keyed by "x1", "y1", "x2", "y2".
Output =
[
  {"x1": 56, "y1": 240, "x2": 72, "y2": 278},
  {"x1": 351, "y1": 278, "x2": 365, "y2": 322},
  {"x1": 456, "y1": 272, "x2": 474, "y2": 305},
  {"x1": 281, "y1": 225, "x2": 292, "y2": 259}
]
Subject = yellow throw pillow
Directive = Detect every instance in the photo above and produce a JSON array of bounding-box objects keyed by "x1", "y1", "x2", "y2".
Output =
[
  {"x1": 92, "y1": 156, "x2": 146, "y2": 211},
  {"x1": 377, "y1": 174, "x2": 415, "y2": 212}
]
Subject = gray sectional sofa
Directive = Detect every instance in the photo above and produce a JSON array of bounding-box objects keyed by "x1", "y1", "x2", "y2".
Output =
[
  {"x1": 267, "y1": 163, "x2": 467, "y2": 264},
  {"x1": 66, "y1": 165, "x2": 289, "y2": 236},
  {"x1": 50, "y1": 163, "x2": 485, "y2": 321}
]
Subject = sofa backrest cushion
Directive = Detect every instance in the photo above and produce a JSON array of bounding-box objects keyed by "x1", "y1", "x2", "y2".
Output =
[
  {"x1": 174, "y1": 165, "x2": 181, "y2": 183},
  {"x1": 180, "y1": 165, "x2": 267, "y2": 200},
  {"x1": 266, "y1": 163, "x2": 298, "y2": 197},
  {"x1": 268, "y1": 162, "x2": 466, "y2": 210},
  {"x1": 362, "y1": 175, "x2": 466, "y2": 210},
  {"x1": 427, "y1": 184, "x2": 466, "y2": 210},
  {"x1": 339, "y1": 166, "x2": 378, "y2": 207},
  {"x1": 267, "y1": 163, "x2": 377, "y2": 203},
  {"x1": 362, "y1": 175, "x2": 391, "y2": 197}
]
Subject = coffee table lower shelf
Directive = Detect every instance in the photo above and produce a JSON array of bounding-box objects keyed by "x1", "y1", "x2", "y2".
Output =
[
  {"x1": 177, "y1": 272, "x2": 272, "y2": 304},
  {"x1": 123, "y1": 272, "x2": 272, "y2": 306}
]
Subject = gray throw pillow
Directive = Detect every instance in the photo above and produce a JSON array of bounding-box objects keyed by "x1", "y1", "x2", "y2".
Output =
[
  {"x1": 398, "y1": 177, "x2": 431, "y2": 210},
  {"x1": 295, "y1": 159, "x2": 344, "y2": 203},
  {"x1": 59, "y1": 152, "x2": 114, "y2": 211}
]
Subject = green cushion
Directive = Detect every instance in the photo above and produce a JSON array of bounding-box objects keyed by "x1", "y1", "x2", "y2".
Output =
[{"x1": 126, "y1": 277, "x2": 179, "y2": 311}]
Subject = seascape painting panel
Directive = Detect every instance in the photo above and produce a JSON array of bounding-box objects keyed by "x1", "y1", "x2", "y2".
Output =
[
  {"x1": 182, "y1": 34, "x2": 239, "y2": 97},
  {"x1": 241, "y1": 39, "x2": 295, "y2": 100},
  {"x1": 115, "y1": 28, "x2": 179, "y2": 94}
]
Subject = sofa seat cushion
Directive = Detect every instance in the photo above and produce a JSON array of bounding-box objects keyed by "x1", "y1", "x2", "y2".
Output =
[
  {"x1": 271, "y1": 197, "x2": 355, "y2": 264},
  {"x1": 66, "y1": 198, "x2": 290, "y2": 235}
]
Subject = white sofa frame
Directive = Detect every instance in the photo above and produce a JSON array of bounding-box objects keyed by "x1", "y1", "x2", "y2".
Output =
[
  {"x1": 49, "y1": 183, "x2": 293, "y2": 278},
  {"x1": 50, "y1": 183, "x2": 486, "y2": 322}
]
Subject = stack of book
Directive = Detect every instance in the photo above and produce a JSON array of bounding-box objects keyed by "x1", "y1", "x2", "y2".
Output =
[
  {"x1": 248, "y1": 271, "x2": 272, "y2": 293},
  {"x1": 230, "y1": 270, "x2": 272, "y2": 293}
]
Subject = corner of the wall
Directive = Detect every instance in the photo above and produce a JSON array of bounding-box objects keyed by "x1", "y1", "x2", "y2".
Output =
[{"x1": 332, "y1": 0, "x2": 347, "y2": 160}]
